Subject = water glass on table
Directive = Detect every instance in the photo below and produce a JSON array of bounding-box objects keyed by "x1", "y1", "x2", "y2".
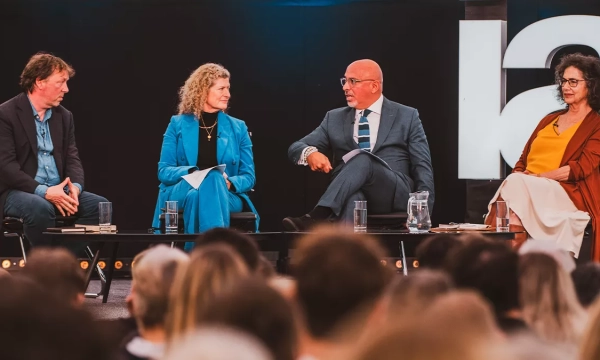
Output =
[
  {"x1": 165, "y1": 201, "x2": 178, "y2": 234},
  {"x1": 354, "y1": 200, "x2": 367, "y2": 233},
  {"x1": 496, "y1": 201, "x2": 510, "y2": 232},
  {"x1": 98, "y1": 202, "x2": 112, "y2": 233}
]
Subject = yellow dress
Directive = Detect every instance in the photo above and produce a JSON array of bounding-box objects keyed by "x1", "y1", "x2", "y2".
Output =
[{"x1": 526, "y1": 117, "x2": 583, "y2": 174}]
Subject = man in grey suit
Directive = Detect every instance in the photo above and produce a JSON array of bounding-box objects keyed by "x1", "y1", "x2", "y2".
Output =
[{"x1": 282, "y1": 59, "x2": 434, "y2": 231}]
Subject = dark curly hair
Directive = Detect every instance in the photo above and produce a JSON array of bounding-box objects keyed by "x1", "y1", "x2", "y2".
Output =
[
  {"x1": 19, "y1": 52, "x2": 75, "y2": 93},
  {"x1": 554, "y1": 53, "x2": 600, "y2": 112}
]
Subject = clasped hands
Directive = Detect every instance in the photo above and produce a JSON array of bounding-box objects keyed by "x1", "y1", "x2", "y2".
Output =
[
  {"x1": 44, "y1": 177, "x2": 79, "y2": 216},
  {"x1": 307, "y1": 152, "x2": 333, "y2": 173}
]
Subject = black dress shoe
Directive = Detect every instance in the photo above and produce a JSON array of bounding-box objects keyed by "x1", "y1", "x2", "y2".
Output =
[{"x1": 282, "y1": 215, "x2": 317, "y2": 231}]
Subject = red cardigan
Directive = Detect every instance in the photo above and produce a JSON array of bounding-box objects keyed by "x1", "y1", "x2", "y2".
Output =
[{"x1": 513, "y1": 109, "x2": 600, "y2": 261}]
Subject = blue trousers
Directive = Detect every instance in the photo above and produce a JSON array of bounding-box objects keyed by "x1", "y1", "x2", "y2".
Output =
[
  {"x1": 167, "y1": 170, "x2": 243, "y2": 250},
  {"x1": 317, "y1": 153, "x2": 412, "y2": 223},
  {"x1": 4, "y1": 189, "x2": 108, "y2": 247}
]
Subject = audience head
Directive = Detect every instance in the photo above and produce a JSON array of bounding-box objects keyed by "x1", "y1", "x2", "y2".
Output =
[
  {"x1": 196, "y1": 227, "x2": 260, "y2": 273},
  {"x1": 554, "y1": 53, "x2": 600, "y2": 111},
  {"x1": 167, "y1": 243, "x2": 249, "y2": 341},
  {"x1": 257, "y1": 254, "x2": 276, "y2": 279},
  {"x1": 129, "y1": 245, "x2": 189, "y2": 333},
  {"x1": 292, "y1": 226, "x2": 393, "y2": 340},
  {"x1": 178, "y1": 63, "x2": 231, "y2": 118},
  {"x1": 386, "y1": 269, "x2": 453, "y2": 317},
  {"x1": 20, "y1": 247, "x2": 86, "y2": 306},
  {"x1": 353, "y1": 291, "x2": 499, "y2": 360},
  {"x1": 445, "y1": 234, "x2": 520, "y2": 317},
  {"x1": 415, "y1": 234, "x2": 461, "y2": 269},
  {"x1": 163, "y1": 326, "x2": 273, "y2": 360},
  {"x1": 0, "y1": 276, "x2": 112, "y2": 360},
  {"x1": 0, "y1": 268, "x2": 10, "y2": 278},
  {"x1": 196, "y1": 278, "x2": 297, "y2": 360},
  {"x1": 519, "y1": 252, "x2": 586, "y2": 344},
  {"x1": 571, "y1": 262, "x2": 600, "y2": 307},
  {"x1": 519, "y1": 239, "x2": 575, "y2": 272},
  {"x1": 580, "y1": 297, "x2": 600, "y2": 360},
  {"x1": 343, "y1": 59, "x2": 383, "y2": 109}
]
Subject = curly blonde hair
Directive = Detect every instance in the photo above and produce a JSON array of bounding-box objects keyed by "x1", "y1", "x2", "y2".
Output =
[{"x1": 177, "y1": 63, "x2": 230, "y2": 120}]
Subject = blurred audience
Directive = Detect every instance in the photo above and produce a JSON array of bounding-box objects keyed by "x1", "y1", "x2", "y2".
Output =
[
  {"x1": 415, "y1": 234, "x2": 461, "y2": 269},
  {"x1": 196, "y1": 278, "x2": 297, "y2": 360},
  {"x1": 166, "y1": 243, "x2": 249, "y2": 342},
  {"x1": 120, "y1": 245, "x2": 189, "y2": 360},
  {"x1": 580, "y1": 297, "x2": 600, "y2": 360},
  {"x1": 519, "y1": 239, "x2": 576, "y2": 272},
  {"x1": 19, "y1": 247, "x2": 86, "y2": 306},
  {"x1": 572, "y1": 262, "x2": 600, "y2": 307},
  {"x1": 445, "y1": 234, "x2": 525, "y2": 334},
  {"x1": 386, "y1": 269, "x2": 453, "y2": 318},
  {"x1": 291, "y1": 226, "x2": 394, "y2": 360},
  {"x1": 519, "y1": 252, "x2": 587, "y2": 347},
  {"x1": 163, "y1": 327, "x2": 273, "y2": 360},
  {"x1": 0, "y1": 276, "x2": 113, "y2": 360},
  {"x1": 195, "y1": 227, "x2": 260, "y2": 273}
]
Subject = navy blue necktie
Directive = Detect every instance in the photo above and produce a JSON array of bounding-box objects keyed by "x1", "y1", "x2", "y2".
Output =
[{"x1": 358, "y1": 109, "x2": 372, "y2": 152}]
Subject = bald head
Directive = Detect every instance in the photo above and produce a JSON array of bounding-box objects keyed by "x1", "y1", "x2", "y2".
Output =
[{"x1": 343, "y1": 59, "x2": 383, "y2": 109}]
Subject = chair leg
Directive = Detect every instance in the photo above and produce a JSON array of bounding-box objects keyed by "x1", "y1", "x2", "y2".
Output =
[
  {"x1": 18, "y1": 235, "x2": 27, "y2": 263},
  {"x1": 84, "y1": 246, "x2": 106, "y2": 298}
]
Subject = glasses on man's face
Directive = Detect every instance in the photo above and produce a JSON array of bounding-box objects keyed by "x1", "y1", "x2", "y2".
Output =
[
  {"x1": 340, "y1": 77, "x2": 377, "y2": 87},
  {"x1": 558, "y1": 78, "x2": 587, "y2": 88}
]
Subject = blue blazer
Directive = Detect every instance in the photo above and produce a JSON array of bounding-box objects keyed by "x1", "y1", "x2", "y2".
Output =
[{"x1": 152, "y1": 112, "x2": 259, "y2": 231}]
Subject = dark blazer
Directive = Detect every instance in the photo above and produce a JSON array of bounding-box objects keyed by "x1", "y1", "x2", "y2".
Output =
[
  {"x1": 288, "y1": 97, "x2": 435, "y2": 208},
  {"x1": 0, "y1": 93, "x2": 84, "y2": 220}
]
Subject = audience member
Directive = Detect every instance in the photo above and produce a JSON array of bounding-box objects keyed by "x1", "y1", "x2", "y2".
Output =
[
  {"x1": 19, "y1": 247, "x2": 86, "y2": 306},
  {"x1": 580, "y1": 297, "x2": 600, "y2": 360},
  {"x1": 445, "y1": 234, "x2": 526, "y2": 334},
  {"x1": 197, "y1": 278, "x2": 297, "y2": 360},
  {"x1": 0, "y1": 276, "x2": 112, "y2": 360},
  {"x1": 120, "y1": 245, "x2": 189, "y2": 360},
  {"x1": 257, "y1": 254, "x2": 276, "y2": 279},
  {"x1": 353, "y1": 291, "x2": 500, "y2": 360},
  {"x1": 196, "y1": 227, "x2": 260, "y2": 272},
  {"x1": 166, "y1": 243, "x2": 249, "y2": 342},
  {"x1": 519, "y1": 239, "x2": 576, "y2": 272},
  {"x1": 415, "y1": 234, "x2": 461, "y2": 269},
  {"x1": 292, "y1": 226, "x2": 394, "y2": 359},
  {"x1": 519, "y1": 252, "x2": 587, "y2": 346},
  {"x1": 163, "y1": 327, "x2": 273, "y2": 360},
  {"x1": 572, "y1": 262, "x2": 600, "y2": 307},
  {"x1": 385, "y1": 269, "x2": 453, "y2": 319}
]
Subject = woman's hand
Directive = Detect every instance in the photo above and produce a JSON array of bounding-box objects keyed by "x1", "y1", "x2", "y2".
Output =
[{"x1": 538, "y1": 165, "x2": 571, "y2": 181}]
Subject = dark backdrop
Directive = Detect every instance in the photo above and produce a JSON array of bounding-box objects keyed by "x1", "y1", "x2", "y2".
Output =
[{"x1": 0, "y1": 0, "x2": 465, "y2": 234}]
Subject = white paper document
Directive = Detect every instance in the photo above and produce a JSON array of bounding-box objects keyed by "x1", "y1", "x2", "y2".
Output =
[
  {"x1": 182, "y1": 164, "x2": 226, "y2": 189},
  {"x1": 342, "y1": 149, "x2": 392, "y2": 170}
]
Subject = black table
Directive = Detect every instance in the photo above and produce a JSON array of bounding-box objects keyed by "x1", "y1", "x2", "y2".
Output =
[{"x1": 43, "y1": 230, "x2": 515, "y2": 303}]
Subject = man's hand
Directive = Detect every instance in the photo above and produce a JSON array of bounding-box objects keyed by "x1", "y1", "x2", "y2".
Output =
[
  {"x1": 67, "y1": 180, "x2": 80, "y2": 210},
  {"x1": 307, "y1": 152, "x2": 333, "y2": 173},
  {"x1": 226, "y1": 179, "x2": 231, "y2": 190},
  {"x1": 45, "y1": 177, "x2": 79, "y2": 216}
]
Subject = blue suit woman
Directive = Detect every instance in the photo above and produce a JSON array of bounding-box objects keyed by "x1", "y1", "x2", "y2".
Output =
[{"x1": 152, "y1": 63, "x2": 259, "y2": 246}]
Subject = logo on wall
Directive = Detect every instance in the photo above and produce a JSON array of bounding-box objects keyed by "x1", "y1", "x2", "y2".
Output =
[{"x1": 458, "y1": 15, "x2": 600, "y2": 179}]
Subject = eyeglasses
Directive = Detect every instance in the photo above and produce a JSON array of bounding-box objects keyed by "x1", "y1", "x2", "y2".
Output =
[
  {"x1": 558, "y1": 78, "x2": 587, "y2": 88},
  {"x1": 340, "y1": 77, "x2": 377, "y2": 87}
]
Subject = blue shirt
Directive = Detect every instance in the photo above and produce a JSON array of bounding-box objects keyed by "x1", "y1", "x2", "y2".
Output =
[{"x1": 28, "y1": 97, "x2": 82, "y2": 197}]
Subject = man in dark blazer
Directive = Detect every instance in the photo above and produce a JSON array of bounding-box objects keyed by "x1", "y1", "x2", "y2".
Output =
[
  {"x1": 0, "y1": 53, "x2": 107, "y2": 246},
  {"x1": 283, "y1": 60, "x2": 434, "y2": 230}
]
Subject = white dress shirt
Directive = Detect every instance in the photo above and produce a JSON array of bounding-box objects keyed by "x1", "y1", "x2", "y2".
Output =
[{"x1": 298, "y1": 94, "x2": 385, "y2": 165}]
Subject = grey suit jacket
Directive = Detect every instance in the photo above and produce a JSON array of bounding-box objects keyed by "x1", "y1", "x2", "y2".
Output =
[{"x1": 288, "y1": 97, "x2": 435, "y2": 209}]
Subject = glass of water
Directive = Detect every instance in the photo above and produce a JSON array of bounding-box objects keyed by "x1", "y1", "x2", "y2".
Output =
[
  {"x1": 354, "y1": 200, "x2": 367, "y2": 233},
  {"x1": 165, "y1": 201, "x2": 178, "y2": 234},
  {"x1": 98, "y1": 202, "x2": 112, "y2": 233},
  {"x1": 496, "y1": 201, "x2": 510, "y2": 232}
]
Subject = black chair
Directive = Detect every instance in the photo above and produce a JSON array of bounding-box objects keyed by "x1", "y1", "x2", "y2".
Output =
[{"x1": 158, "y1": 209, "x2": 257, "y2": 233}]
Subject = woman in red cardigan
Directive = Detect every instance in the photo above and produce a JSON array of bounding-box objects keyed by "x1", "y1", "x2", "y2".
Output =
[{"x1": 486, "y1": 53, "x2": 600, "y2": 261}]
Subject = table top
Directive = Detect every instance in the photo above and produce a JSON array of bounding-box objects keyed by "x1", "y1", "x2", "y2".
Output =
[{"x1": 43, "y1": 230, "x2": 515, "y2": 242}]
